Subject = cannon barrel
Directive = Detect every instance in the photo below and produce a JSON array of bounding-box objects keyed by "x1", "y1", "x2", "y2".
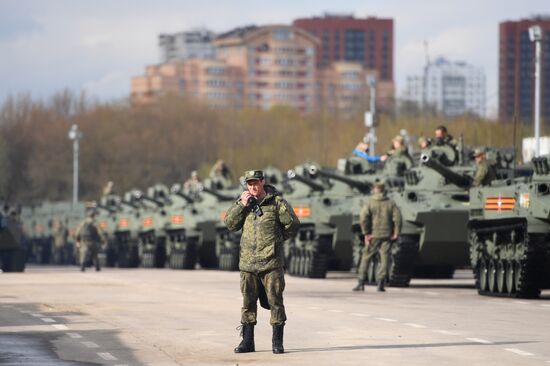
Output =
[
  {"x1": 309, "y1": 165, "x2": 371, "y2": 193},
  {"x1": 420, "y1": 154, "x2": 472, "y2": 188},
  {"x1": 96, "y1": 203, "x2": 116, "y2": 214},
  {"x1": 287, "y1": 170, "x2": 325, "y2": 192},
  {"x1": 141, "y1": 195, "x2": 165, "y2": 207},
  {"x1": 201, "y1": 187, "x2": 235, "y2": 201},
  {"x1": 173, "y1": 191, "x2": 195, "y2": 204}
]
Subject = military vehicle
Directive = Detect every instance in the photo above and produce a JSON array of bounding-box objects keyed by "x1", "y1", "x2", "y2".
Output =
[
  {"x1": 0, "y1": 206, "x2": 26, "y2": 272},
  {"x1": 359, "y1": 152, "x2": 476, "y2": 287},
  {"x1": 109, "y1": 191, "x2": 142, "y2": 268},
  {"x1": 468, "y1": 156, "x2": 548, "y2": 298},
  {"x1": 95, "y1": 195, "x2": 121, "y2": 267},
  {"x1": 137, "y1": 185, "x2": 171, "y2": 268}
]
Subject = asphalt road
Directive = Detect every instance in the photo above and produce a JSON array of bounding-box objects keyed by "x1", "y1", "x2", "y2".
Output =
[{"x1": 1, "y1": 266, "x2": 549, "y2": 366}]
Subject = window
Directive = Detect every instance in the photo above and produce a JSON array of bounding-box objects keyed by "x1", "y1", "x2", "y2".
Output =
[{"x1": 273, "y1": 29, "x2": 292, "y2": 40}]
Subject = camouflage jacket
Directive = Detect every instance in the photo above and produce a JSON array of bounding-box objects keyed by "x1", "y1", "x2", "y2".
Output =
[
  {"x1": 473, "y1": 159, "x2": 497, "y2": 187},
  {"x1": 360, "y1": 192, "x2": 402, "y2": 239},
  {"x1": 384, "y1": 146, "x2": 414, "y2": 176},
  {"x1": 224, "y1": 185, "x2": 300, "y2": 273},
  {"x1": 75, "y1": 218, "x2": 106, "y2": 246}
]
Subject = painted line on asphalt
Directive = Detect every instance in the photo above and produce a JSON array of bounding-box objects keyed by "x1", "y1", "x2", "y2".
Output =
[
  {"x1": 466, "y1": 337, "x2": 493, "y2": 344},
  {"x1": 404, "y1": 323, "x2": 427, "y2": 328},
  {"x1": 433, "y1": 330, "x2": 460, "y2": 336},
  {"x1": 52, "y1": 324, "x2": 68, "y2": 330},
  {"x1": 329, "y1": 309, "x2": 343, "y2": 313},
  {"x1": 514, "y1": 301, "x2": 529, "y2": 305},
  {"x1": 82, "y1": 341, "x2": 100, "y2": 348},
  {"x1": 376, "y1": 317, "x2": 398, "y2": 322},
  {"x1": 307, "y1": 306, "x2": 321, "y2": 310},
  {"x1": 67, "y1": 332, "x2": 83, "y2": 339},
  {"x1": 41, "y1": 318, "x2": 56, "y2": 323},
  {"x1": 541, "y1": 304, "x2": 550, "y2": 308},
  {"x1": 98, "y1": 352, "x2": 118, "y2": 361},
  {"x1": 504, "y1": 348, "x2": 534, "y2": 356},
  {"x1": 350, "y1": 313, "x2": 369, "y2": 317},
  {"x1": 423, "y1": 291, "x2": 439, "y2": 296},
  {"x1": 31, "y1": 313, "x2": 44, "y2": 317}
]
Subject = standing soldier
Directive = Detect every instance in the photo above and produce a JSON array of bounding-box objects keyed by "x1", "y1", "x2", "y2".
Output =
[
  {"x1": 52, "y1": 219, "x2": 68, "y2": 264},
  {"x1": 75, "y1": 211, "x2": 105, "y2": 272},
  {"x1": 224, "y1": 170, "x2": 300, "y2": 354},
  {"x1": 472, "y1": 147, "x2": 497, "y2": 187},
  {"x1": 353, "y1": 182, "x2": 402, "y2": 292}
]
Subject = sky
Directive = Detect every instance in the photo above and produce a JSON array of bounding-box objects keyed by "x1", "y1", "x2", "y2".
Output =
[{"x1": 0, "y1": 0, "x2": 547, "y2": 117}]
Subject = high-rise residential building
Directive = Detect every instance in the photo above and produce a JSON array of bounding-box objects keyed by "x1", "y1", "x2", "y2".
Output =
[
  {"x1": 130, "y1": 59, "x2": 244, "y2": 109},
  {"x1": 158, "y1": 28, "x2": 217, "y2": 62},
  {"x1": 293, "y1": 13, "x2": 394, "y2": 82},
  {"x1": 214, "y1": 25, "x2": 319, "y2": 113},
  {"x1": 403, "y1": 57, "x2": 486, "y2": 118},
  {"x1": 499, "y1": 16, "x2": 550, "y2": 122}
]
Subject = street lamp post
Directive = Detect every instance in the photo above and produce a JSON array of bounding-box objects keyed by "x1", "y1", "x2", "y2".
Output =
[
  {"x1": 68, "y1": 124, "x2": 83, "y2": 205},
  {"x1": 365, "y1": 75, "x2": 377, "y2": 156},
  {"x1": 529, "y1": 25, "x2": 542, "y2": 157}
]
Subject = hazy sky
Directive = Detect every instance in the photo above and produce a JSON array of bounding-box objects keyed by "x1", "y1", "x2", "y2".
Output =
[{"x1": 0, "y1": 0, "x2": 547, "y2": 116}]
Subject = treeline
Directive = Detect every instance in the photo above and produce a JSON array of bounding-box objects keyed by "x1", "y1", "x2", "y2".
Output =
[{"x1": 0, "y1": 91, "x2": 537, "y2": 203}]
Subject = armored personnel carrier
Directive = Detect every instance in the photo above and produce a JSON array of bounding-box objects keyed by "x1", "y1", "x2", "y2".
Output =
[
  {"x1": 468, "y1": 156, "x2": 548, "y2": 298},
  {"x1": 110, "y1": 191, "x2": 142, "y2": 268}
]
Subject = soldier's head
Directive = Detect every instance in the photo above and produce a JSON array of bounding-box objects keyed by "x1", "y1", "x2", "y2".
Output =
[
  {"x1": 435, "y1": 125, "x2": 448, "y2": 139},
  {"x1": 244, "y1": 170, "x2": 266, "y2": 197},
  {"x1": 373, "y1": 182, "x2": 385, "y2": 194},
  {"x1": 473, "y1": 147, "x2": 486, "y2": 162},
  {"x1": 392, "y1": 135, "x2": 405, "y2": 149}
]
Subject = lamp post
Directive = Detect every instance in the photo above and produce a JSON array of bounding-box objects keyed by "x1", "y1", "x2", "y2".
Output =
[
  {"x1": 529, "y1": 25, "x2": 542, "y2": 157},
  {"x1": 68, "y1": 124, "x2": 83, "y2": 205},
  {"x1": 365, "y1": 75, "x2": 377, "y2": 156}
]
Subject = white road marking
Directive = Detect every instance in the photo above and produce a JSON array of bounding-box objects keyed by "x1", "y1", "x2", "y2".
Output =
[
  {"x1": 466, "y1": 337, "x2": 493, "y2": 344},
  {"x1": 350, "y1": 313, "x2": 369, "y2": 317},
  {"x1": 82, "y1": 341, "x2": 100, "y2": 348},
  {"x1": 423, "y1": 291, "x2": 439, "y2": 296},
  {"x1": 376, "y1": 317, "x2": 397, "y2": 322},
  {"x1": 52, "y1": 324, "x2": 68, "y2": 330},
  {"x1": 433, "y1": 330, "x2": 460, "y2": 336},
  {"x1": 31, "y1": 313, "x2": 44, "y2": 317},
  {"x1": 541, "y1": 304, "x2": 550, "y2": 308},
  {"x1": 98, "y1": 352, "x2": 118, "y2": 361},
  {"x1": 41, "y1": 318, "x2": 56, "y2": 323},
  {"x1": 514, "y1": 301, "x2": 529, "y2": 305},
  {"x1": 328, "y1": 309, "x2": 343, "y2": 313},
  {"x1": 19, "y1": 310, "x2": 32, "y2": 313},
  {"x1": 308, "y1": 306, "x2": 321, "y2": 310},
  {"x1": 504, "y1": 348, "x2": 534, "y2": 356},
  {"x1": 404, "y1": 323, "x2": 427, "y2": 328},
  {"x1": 67, "y1": 332, "x2": 83, "y2": 339}
]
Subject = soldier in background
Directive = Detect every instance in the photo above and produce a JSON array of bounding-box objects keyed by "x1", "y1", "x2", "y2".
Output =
[
  {"x1": 225, "y1": 170, "x2": 300, "y2": 354},
  {"x1": 51, "y1": 219, "x2": 68, "y2": 264},
  {"x1": 353, "y1": 182, "x2": 402, "y2": 292},
  {"x1": 382, "y1": 135, "x2": 414, "y2": 176},
  {"x1": 184, "y1": 170, "x2": 201, "y2": 190},
  {"x1": 472, "y1": 147, "x2": 497, "y2": 187},
  {"x1": 102, "y1": 181, "x2": 114, "y2": 198},
  {"x1": 209, "y1": 159, "x2": 233, "y2": 187},
  {"x1": 75, "y1": 211, "x2": 106, "y2": 272},
  {"x1": 434, "y1": 125, "x2": 457, "y2": 147}
]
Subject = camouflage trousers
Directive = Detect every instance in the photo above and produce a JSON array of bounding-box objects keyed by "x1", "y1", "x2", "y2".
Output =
[
  {"x1": 79, "y1": 242, "x2": 100, "y2": 271},
  {"x1": 240, "y1": 267, "x2": 286, "y2": 326},
  {"x1": 357, "y1": 239, "x2": 391, "y2": 282}
]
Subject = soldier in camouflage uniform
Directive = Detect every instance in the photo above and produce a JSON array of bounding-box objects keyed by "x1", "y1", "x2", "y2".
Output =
[
  {"x1": 224, "y1": 170, "x2": 300, "y2": 354},
  {"x1": 353, "y1": 182, "x2": 402, "y2": 292},
  {"x1": 52, "y1": 219, "x2": 68, "y2": 264},
  {"x1": 75, "y1": 211, "x2": 106, "y2": 272},
  {"x1": 472, "y1": 147, "x2": 497, "y2": 187}
]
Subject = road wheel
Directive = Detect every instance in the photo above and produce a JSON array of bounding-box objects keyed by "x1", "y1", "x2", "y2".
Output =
[
  {"x1": 488, "y1": 260, "x2": 497, "y2": 293},
  {"x1": 478, "y1": 260, "x2": 488, "y2": 292},
  {"x1": 496, "y1": 260, "x2": 506, "y2": 293},
  {"x1": 506, "y1": 261, "x2": 516, "y2": 295}
]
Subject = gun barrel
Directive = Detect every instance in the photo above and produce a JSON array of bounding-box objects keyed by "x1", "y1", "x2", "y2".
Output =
[
  {"x1": 201, "y1": 187, "x2": 235, "y2": 201},
  {"x1": 421, "y1": 154, "x2": 472, "y2": 188},
  {"x1": 141, "y1": 196, "x2": 164, "y2": 207},
  {"x1": 287, "y1": 170, "x2": 325, "y2": 192},
  {"x1": 311, "y1": 166, "x2": 371, "y2": 193}
]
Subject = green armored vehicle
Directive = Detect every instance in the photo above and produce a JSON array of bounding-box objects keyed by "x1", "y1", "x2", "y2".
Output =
[
  {"x1": 468, "y1": 157, "x2": 548, "y2": 298},
  {"x1": 0, "y1": 206, "x2": 26, "y2": 272},
  {"x1": 110, "y1": 191, "x2": 142, "y2": 268},
  {"x1": 95, "y1": 195, "x2": 122, "y2": 267}
]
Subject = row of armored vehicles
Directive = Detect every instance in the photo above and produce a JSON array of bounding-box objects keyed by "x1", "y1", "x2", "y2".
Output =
[{"x1": 15, "y1": 141, "x2": 550, "y2": 298}]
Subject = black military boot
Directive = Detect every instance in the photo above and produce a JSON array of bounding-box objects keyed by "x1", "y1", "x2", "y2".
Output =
[
  {"x1": 377, "y1": 279, "x2": 386, "y2": 292},
  {"x1": 352, "y1": 279, "x2": 365, "y2": 291},
  {"x1": 272, "y1": 324, "x2": 284, "y2": 354},
  {"x1": 234, "y1": 323, "x2": 255, "y2": 353}
]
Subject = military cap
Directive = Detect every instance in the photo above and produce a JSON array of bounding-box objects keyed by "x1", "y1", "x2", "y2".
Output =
[
  {"x1": 244, "y1": 170, "x2": 265, "y2": 182},
  {"x1": 392, "y1": 135, "x2": 405, "y2": 144},
  {"x1": 373, "y1": 182, "x2": 385, "y2": 191},
  {"x1": 473, "y1": 147, "x2": 486, "y2": 157}
]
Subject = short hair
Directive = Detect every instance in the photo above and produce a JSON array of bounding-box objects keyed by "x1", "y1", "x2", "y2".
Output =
[{"x1": 435, "y1": 125, "x2": 448, "y2": 133}]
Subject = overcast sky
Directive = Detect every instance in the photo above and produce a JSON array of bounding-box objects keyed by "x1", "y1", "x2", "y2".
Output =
[{"x1": 0, "y1": 0, "x2": 547, "y2": 116}]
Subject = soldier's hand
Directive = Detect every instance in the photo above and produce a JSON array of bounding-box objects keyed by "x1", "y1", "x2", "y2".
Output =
[
  {"x1": 364, "y1": 235, "x2": 372, "y2": 245},
  {"x1": 380, "y1": 155, "x2": 388, "y2": 162},
  {"x1": 76, "y1": 241, "x2": 81, "y2": 248},
  {"x1": 390, "y1": 234, "x2": 398, "y2": 241},
  {"x1": 240, "y1": 191, "x2": 252, "y2": 206}
]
